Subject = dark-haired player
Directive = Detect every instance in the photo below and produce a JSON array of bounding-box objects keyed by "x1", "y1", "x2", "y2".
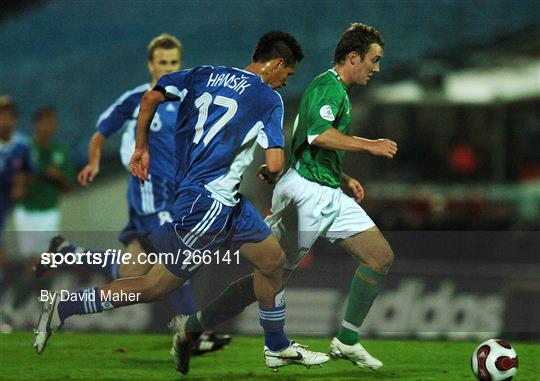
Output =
[
  {"x1": 34, "y1": 31, "x2": 329, "y2": 373},
  {"x1": 179, "y1": 23, "x2": 398, "y2": 370}
]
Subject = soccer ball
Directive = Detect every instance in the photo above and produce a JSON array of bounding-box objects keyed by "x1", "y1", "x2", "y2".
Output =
[{"x1": 471, "y1": 339, "x2": 519, "y2": 381}]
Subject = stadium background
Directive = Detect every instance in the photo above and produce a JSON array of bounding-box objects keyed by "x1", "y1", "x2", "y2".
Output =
[{"x1": 1, "y1": 0, "x2": 539, "y2": 349}]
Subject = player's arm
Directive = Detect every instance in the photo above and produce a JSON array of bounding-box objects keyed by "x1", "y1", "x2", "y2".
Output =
[
  {"x1": 78, "y1": 132, "x2": 106, "y2": 186},
  {"x1": 312, "y1": 128, "x2": 397, "y2": 158},
  {"x1": 256, "y1": 92, "x2": 287, "y2": 185},
  {"x1": 257, "y1": 148, "x2": 285, "y2": 184},
  {"x1": 130, "y1": 89, "x2": 165, "y2": 183},
  {"x1": 341, "y1": 172, "x2": 365, "y2": 203}
]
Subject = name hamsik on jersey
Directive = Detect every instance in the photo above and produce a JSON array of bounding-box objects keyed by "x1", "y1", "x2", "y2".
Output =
[
  {"x1": 96, "y1": 84, "x2": 179, "y2": 215},
  {"x1": 156, "y1": 66, "x2": 285, "y2": 207}
]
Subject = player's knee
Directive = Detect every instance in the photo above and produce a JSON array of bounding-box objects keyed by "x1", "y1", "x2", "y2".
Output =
[
  {"x1": 372, "y1": 244, "x2": 394, "y2": 274},
  {"x1": 259, "y1": 249, "x2": 285, "y2": 277}
]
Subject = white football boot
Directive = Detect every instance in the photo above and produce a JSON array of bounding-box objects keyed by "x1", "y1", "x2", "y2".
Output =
[
  {"x1": 264, "y1": 341, "x2": 329, "y2": 371},
  {"x1": 34, "y1": 291, "x2": 63, "y2": 354},
  {"x1": 329, "y1": 337, "x2": 383, "y2": 370},
  {"x1": 168, "y1": 315, "x2": 192, "y2": 374}
]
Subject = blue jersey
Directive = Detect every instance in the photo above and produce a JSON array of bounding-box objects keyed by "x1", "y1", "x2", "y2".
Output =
[
  {"x1": 156, "y1": 66, "x2": 284, "y2": 206},
  {"x1": 0, "y1": 135, "x2": 33, "y2": 214},
  {"x1": 96, "y1": 84, "x2": 179, "y2": 215}
]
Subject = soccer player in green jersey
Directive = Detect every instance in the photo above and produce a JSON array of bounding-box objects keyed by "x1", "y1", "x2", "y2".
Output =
[
  {"x1": 266, "y1": 22, "x2": 397, "y2": 368},
  {"x1": 15, "y1": 107, "x2": 72, "y2": 259},
  {"x1": 179, "y1": 23, "x2": 397, "y2": 370}
]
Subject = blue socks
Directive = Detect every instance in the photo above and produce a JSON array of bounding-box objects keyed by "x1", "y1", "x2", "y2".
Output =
[
  {"x1": 57, "y1": 288, "x2": 114, "y2": 321},
  {"x1": 259, "y1": 289, "x2": 289, "y2": 351}
]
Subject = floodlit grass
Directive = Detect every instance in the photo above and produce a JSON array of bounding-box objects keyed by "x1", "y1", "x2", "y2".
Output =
[{"x1": 0, "y1": 333, "x2": 538, "y2": 380}]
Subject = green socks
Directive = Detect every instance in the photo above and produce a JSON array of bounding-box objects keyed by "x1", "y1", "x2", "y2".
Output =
[{"x1": 336, "y1": 264, "x2": 386, "y2": 345}]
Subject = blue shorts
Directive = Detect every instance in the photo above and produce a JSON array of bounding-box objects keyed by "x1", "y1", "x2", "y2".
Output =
[
  {"x1": 119, "y1": 208, "x2": 173, "y2": 250},
  {"x1": 147, "y1": 188, "x2": 271, "y2": 279}
]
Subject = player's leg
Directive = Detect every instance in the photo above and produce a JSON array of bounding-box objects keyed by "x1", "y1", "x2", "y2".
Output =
[
  {"x1": 34, "y1": 235, "x2": 125, "y2": 279},
  {"x1": 120, "y1": 238, "x2": 208, "y2": 350},
  {"x1": 195, "y1": 234, "x2": 286, "y2": 351},
  {"x1": 116, "y1": 239, "x2": 153, "y2": 277},
  {"x1": 336, "y1": 228, "x2": 393, "y2": 337},
  {"x1": 35, "y1": 214, "x2": 147, "y2": 279},
  {"x1": 238, "y1": 233, "x2": 329, "y2": 370},
  {"x1": 34, "y1": 262, "x2": 184, "y2": 353},
  {"x1": 184, "y1": 169, "x2": 327, "y2": 335},
  {"x1": 14, "y1": 207, "x2": 59, "y2": 303},
  {"x1": 325, "y1": 195, "x2": 393, "y2": 369},
  {"x1": 175, "y1": 194, "x2": 328, "y2": 371},
  {"x1": 239, "y1": 237, "x2": 289, "y2": 339}
]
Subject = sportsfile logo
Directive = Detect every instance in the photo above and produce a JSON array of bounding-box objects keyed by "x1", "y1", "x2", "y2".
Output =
[{"x1": 39, "y1": 249, "x2": 240, "y2": 268}]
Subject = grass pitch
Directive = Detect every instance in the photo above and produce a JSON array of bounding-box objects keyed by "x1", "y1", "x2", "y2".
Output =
[{"x1": 0, "y1": 333, "x2": 538, "y2": 381}]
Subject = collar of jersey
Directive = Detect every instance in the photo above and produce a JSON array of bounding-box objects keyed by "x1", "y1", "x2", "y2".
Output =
[
  {"x1": 328, "y1": 69, "x2": 348, "y2": 92},
  {"x1": 232, "y1": 67, "x2": 258, "y2": 77}
]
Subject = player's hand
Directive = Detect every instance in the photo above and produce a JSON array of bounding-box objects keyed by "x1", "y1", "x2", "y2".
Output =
[
  {"x1": 256, "y1": 165, "x2": 279, "y2": 185},
  {"x1": 78, "y1": 164, "x2": 99, "y2": 186},
  {"x1": 130, "y1": 147, "x2": 150, "y2": 185},
  {"x1": 346, "y1": 177, "x2": 365, "y2": 203},
  {"x1": 364, "y1": 138, "x2": 398, "y2": 159}
]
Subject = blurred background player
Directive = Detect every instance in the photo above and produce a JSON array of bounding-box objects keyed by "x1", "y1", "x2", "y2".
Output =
[
  {"x1": 35, "y1": 34, "x2": 229, "y2": 354},
  {"x1": 11, "y1": 107, "x2": 72, "y2": 307},
  {"x1": 0, "y1": 96, "x2": 34, "y2": 329},
  {"x1": 14, "y1": 107, "x2": 72, "y2": 263},
  {"x1": 178, "y1": 22, "x2": 397, "y2": 370},
  {"x1": 34, "y1": 30, "x2": 330, "y2": 373}
]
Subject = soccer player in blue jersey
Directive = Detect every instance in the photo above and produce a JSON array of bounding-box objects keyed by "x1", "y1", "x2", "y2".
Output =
[
  {"x1": 34, "y1": 31, "x2": 329, "y2": 373},
  {"x1": 0, "y1": 97, "x2": 33, "y2": 305},
  {"x1": 35, "y1": 34, "x2": 228, "y2": 353},
  {"x1": 171, "y1": 23, "x2": 394, "y2": 370}
]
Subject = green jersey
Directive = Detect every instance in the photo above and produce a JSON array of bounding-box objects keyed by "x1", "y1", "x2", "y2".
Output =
[
  {"x1": 20, "y1": 143, "x2": 72, "y2": 211},
  {"x1": 290, "y1": 69, "x2": 351, "y2": 188}
]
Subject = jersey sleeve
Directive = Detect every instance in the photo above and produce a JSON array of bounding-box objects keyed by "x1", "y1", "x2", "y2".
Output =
[
  {"x1": 305, "y1": 84, "x2": 342, "y2": 144},
  {"x1": 155, "y1": 69, "x2": 192, "y2": 102},
  {"x1": 257, "y1": 92, "x2": 285, "y2": 149},
  {"x1": 96, "y1": 91, "x2": 139, "y2": 138}
]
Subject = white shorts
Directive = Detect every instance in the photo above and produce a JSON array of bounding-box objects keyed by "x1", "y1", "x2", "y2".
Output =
[
  {"x1": 14, "y1": 207, "x2": 60, "y2": 257},
  {"x1": 265, "y1": 168, "x2": 375, "y2": 269}
]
